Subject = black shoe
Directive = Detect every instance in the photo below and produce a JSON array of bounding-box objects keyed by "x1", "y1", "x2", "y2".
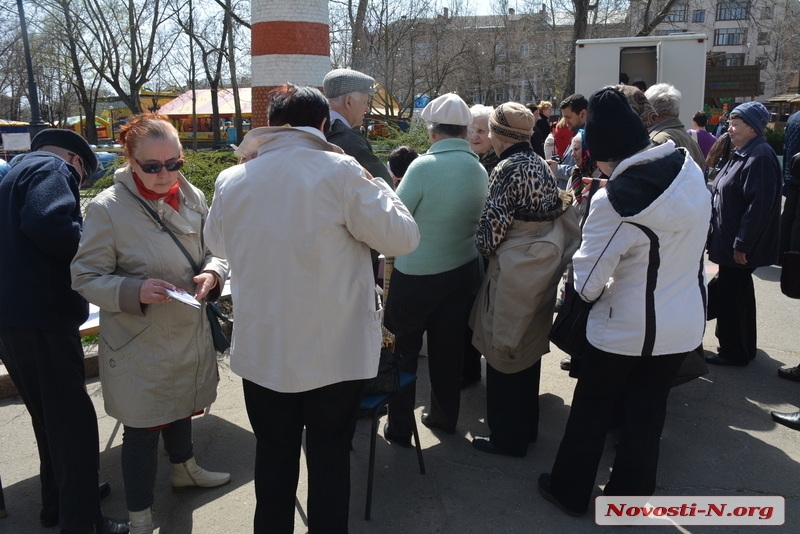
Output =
[
  {"x1": 771, "y1": 411, "x2": 800, "y2": 431},
  {"x1": 383, "y1": 423, "x2": 412, "y2": 448},
  {"x1": 538, "y1": 473, "x2": 584, "y2": 517},
  {"x1": 460, "y1": 375, "x2": 481, "y2": 389},
  {"x1": 705, "y1": 353, "x2": 748, "y2": 367},
  {"x1": 560, "y1": 357, "x2": 571, "y2": 371},
  {"x1": 420, "y1": 412, "x2": 456, "y2": 434},
  {"x1": 60, "y1": 516, "x2": 129, "y2": 534},
  {"x1": 471, "y1": 435, "x2": 526, "y2": 457},
  {"x1": 778, "y1": 365, "x2": 800, "y2": 382}
]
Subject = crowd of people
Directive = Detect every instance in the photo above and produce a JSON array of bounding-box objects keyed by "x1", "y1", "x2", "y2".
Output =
[{"x1": 0, "y1": 65, "x2": 796, "y2": 534}]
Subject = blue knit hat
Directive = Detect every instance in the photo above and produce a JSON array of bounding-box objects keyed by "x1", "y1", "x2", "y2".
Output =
[{"x1": 730, "y1": 101, "x2": 770, "y2": 136}]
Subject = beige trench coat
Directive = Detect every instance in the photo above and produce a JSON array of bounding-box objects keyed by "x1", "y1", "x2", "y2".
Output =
[
  {"x1": 470, "y1": 192, "x2": 581, "y2": 374},
  {"x1": 71, "y1": 166, "x2": 228, "y2": 428}
]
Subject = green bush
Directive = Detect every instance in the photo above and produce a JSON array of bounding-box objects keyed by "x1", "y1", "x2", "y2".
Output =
[
  {"x1": 373, "y1": 121, "x2": 432, "y2": 161},
  {"x1": 765, "y1": 127, "x2": 785, "y2": 155}
]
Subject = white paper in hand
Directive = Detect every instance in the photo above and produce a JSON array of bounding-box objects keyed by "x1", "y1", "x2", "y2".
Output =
[{"x1": 166, "y1": 288, "x2": 201, "y2": 308}]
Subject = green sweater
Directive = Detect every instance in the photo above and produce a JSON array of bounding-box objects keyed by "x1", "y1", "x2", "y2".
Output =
[{"x1": 394, "y1": 138, "x2": 489, "y2": 275}]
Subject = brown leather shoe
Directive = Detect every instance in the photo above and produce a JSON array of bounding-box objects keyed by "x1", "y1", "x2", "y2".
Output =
[{"x1": 778, "y1": 365, "x2": 800, "y2": 382}]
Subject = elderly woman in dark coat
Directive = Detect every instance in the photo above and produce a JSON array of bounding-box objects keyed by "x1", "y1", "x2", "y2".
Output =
[{"x1": 705, "y1": 101, "x2": 782, "y2": 367}]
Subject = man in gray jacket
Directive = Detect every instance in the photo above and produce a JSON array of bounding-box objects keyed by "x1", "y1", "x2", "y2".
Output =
[{"x1": 324, "y1": 68, "x2": 392, "y2": 188}]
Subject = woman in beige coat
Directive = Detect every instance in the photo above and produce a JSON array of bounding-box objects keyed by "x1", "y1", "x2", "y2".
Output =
[
  {"x1": 470, "y1": 103, "x2": 580, "y2": 458},
  {"x1": 71, "y1": 114, "x2": 229, "y2": 534}
]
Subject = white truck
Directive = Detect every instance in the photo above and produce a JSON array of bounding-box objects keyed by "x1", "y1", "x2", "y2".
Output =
[{"x1": 574, "y1": 34, "x2": 708, "y2": 129}]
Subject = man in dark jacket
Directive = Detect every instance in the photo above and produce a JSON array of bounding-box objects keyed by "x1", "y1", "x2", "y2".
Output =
[
  {"x1": 323, "y1": 68, "x2": 392, "y2": 188},
  {"x1": 776, "y1": 110, "x2": 800, "y2": 384},
  {"x1": 706, "y1": 102, "x2": 782, "y2": 367},
  {"x1": 0, "y1": 130, "x2": 127, "y2": 534},
  {"x1": 779, "y1": 110, "x2": 800, "y2": 259}
]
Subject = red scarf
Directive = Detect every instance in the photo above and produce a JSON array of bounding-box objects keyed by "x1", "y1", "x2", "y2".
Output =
[{"x1": 132, "y1": 171, "x2": 180, "y2": 211}]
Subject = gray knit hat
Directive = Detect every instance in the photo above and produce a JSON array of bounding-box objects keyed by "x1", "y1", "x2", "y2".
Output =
[
  {"x1": 323, "y1": 69, "x2": 376, "y2": 99},
  {"x1": 730, "y1": 101, "x2": 770, "y2": 136}
]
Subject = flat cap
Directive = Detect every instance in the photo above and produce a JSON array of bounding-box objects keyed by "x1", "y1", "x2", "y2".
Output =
[
  {"x1": 420, "y1": 93, "x2": 472, "y2": 126},
  {"x1": 31, "y1": 128, "x2": 98, "y2": 176},
  {"x1": 323, "y1": 69, "x2": 376, "y2": 99}
]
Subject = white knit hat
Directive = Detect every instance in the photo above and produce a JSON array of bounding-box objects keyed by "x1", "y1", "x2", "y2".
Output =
[{"x1": 420, "y1": 93, "x2": 472, "y2": 126}]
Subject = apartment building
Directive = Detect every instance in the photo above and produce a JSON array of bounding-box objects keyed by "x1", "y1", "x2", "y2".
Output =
[{"x1": 628, "y1": 0, "x2": 800, "y2": 102}]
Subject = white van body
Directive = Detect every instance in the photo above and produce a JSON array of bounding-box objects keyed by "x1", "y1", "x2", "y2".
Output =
[{"x1": 575, "y1": 34, "x2": 708, "y2": 129}]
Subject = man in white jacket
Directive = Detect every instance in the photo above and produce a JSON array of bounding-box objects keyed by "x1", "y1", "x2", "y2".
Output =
[
  {"x1": 204, "y1": 84, "x2": 419, "y2": 533},
  {"x1": 539, "y1": 87, "x2": 711, "y2": 517}
]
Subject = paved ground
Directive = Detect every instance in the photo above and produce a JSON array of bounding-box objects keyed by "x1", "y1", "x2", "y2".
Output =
[{"x1": 1, "y1": 262, "x2": 800, "y2": 533}]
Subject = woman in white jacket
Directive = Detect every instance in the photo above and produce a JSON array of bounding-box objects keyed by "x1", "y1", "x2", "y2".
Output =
[{"x1": 539, "y1": 88, "x2": 711, "y2": 516}]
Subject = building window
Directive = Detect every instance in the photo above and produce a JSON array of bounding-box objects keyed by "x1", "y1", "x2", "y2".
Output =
[
  {"x1": 665, "y1": 3, "x2": 688, "y2": 22},
  {"x1": 496, "y1": 41, "x2": 506, "y2": 57},
  {"x1": 520, "y1": 42, "x2": 530, "y2": 59},
  {"x1": 493, "y1": 89, "x2": 505, "y2": 103},
  {"x1": 692, "y1": 9, "x2": 706, "y2": 22},
  {"x1": 759, "y1": 82, "x2": 765, "y2": 94},
  {"x1": 716, "y1": 1, "x2": 749, "y2": 21},
  {"x1": 724, "y1": 53, "x2": 745, "y2": 66},
  {"x1": 755, "y1": 55, "x2": 768, "y2": 68},
  {"x1": 757, "y1": 32, "x2": 769, "y2": 45},
  {"x1": 761, "y1": 6, "x2": 773, "y2": 19},
  {"x1": 543, "y1": 41, "x2": 554, "y2": 53},
  {"x1": 714, "y1": 27, "x2": 746, "y2": 45}
]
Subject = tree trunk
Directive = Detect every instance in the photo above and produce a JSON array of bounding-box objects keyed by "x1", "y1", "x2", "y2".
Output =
[
  {"x1": 565, "y1": 0, "x2": 589, "y2": 98},
  {"x1": 225, "y1": 0, "x2": 243, "y2": 144},
  {"x1": 350, "y1": 0, "x2": 369, "y2": 70}
]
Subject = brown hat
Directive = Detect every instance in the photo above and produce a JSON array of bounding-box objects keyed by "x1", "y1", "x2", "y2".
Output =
[{"x1": 489, "y1": 103, "x2": 535, "y2": 144}]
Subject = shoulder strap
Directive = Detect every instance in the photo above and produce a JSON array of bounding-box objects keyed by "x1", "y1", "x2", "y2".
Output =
[{"x1": 127, "y1": 188, "x2": 201, "y2": 275}]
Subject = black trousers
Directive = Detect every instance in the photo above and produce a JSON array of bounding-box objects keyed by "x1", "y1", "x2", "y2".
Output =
[
  {"x1": 0, "y1": 327, "x2": 102, "y2": 530},
  {"x1": 715, "y1": 265, "x2": 757, "y2": 364},
  {"x1": 780, "y1": 183, "x2": 800, "y2": 257},
  {"x1": 462, "y1": 258, "x2": 488, "y2": 383},
  {"x1": 485, "y1": 359, "x2": 541, "y2": 456},
  {"x1": 385, "y1": 259, "x2": 479, "y2": 437},
  {"x1": 549, "y1": 344, "x2": 686, "y2": 514},
  {"x1": 242, "y1": 378, "x2": 364, "y2": 534},
  {"x1": 121, "y1": 419, "x2": 194, "y2": 512}
]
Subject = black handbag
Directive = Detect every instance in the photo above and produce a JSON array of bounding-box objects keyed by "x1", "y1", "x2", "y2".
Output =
[
  {"x1": 548, "y1": 179, "x2": 600, "y2": 377},
  {"x1": 362, "y1": 348, "x2": 401, "y2": 396},
  {"x1": 548, "y1": 284, "x2": 594, "y2": 378},
  {"x1": 129, "y1": 191, "x2": 231, "y2": 352},
  {"x1": 781, "y1": 251, "x2": 800, "y2": 299}
]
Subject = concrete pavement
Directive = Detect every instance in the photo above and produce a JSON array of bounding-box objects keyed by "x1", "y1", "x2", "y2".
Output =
[{"x1": 1, "y1": 262, "x2": 799, "y2": 533}]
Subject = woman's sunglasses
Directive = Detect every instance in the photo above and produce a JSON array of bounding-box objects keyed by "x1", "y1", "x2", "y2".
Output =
[{"x1": 136, "y1": 159, "x2": 184, "y2": 174}]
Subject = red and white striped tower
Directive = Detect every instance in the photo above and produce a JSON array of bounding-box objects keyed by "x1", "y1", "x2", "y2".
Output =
[{"x1": 251, "y1": 0, "x2": 331, "y2": 127}]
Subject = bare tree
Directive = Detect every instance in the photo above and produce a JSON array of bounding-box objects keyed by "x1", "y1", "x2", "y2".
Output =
[{"x1": 76, "y1": 0, "x2": 176, "y2": 114}]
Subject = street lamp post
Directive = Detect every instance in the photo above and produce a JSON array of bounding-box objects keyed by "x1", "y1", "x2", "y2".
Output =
[{"x1": 16, "y1": 0, "x2": 48, "y2": 140}]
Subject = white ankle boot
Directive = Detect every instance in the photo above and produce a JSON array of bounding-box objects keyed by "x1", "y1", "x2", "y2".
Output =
[
  {"x1": 129, "y1": 507, "x2": 153, "y2": 534},
  {"x1": 169, "y1": 456, "x2": 231, "y2": 492}
]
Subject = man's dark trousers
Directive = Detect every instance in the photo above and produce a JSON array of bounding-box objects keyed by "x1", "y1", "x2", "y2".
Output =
[
  {"x1": 242, "y1": 378, "x2": 364, "y2": 534},
  {"x1": 0, "y1": 327, "x2": 102, "y2": 530}
]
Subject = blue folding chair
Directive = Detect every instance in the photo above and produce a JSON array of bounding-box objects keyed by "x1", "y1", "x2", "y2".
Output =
[{"x1": 359, "y1": 372, "x2": 425, "y2": 520}]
